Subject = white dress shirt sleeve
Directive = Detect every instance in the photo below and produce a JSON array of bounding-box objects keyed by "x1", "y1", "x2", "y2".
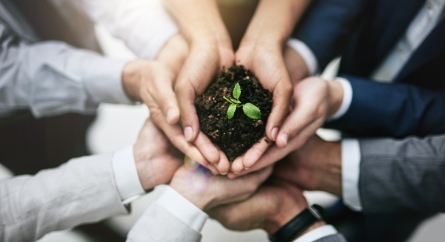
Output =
[
  {"x1": 0, "y1": 39, "x2": 133, "y2": 118},
  {"x1": 293, "y1": 225, "x2": 338, "y2": 242},
  {"x1": 287, "y1": 38, "x2": 319, "y2": 75},
  {"x1": 327, "y1": 77, "x2": 353, "y2": 120},
  {"x1": 157, "y1": 187, "x2": 209, "y2": 232},
  {"x1": 73, "y1": 0, "x2": 179, "y2": 59},
  {"x1": 112, "y1": 146, "x2": 146, "y2": 205},
  {"x1": 341, "y1": 139, "x2": 363, "y2": 211}
]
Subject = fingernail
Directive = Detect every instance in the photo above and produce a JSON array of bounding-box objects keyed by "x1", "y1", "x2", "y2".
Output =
[
  {"x1": 244, "y1": 167, "x2": 250, "y2": 171},
  {"x1": 271, "y1": 127, "x2": 279, "y2": 141},
  {"x1": 166, "y1": 108, "x2": 177, "y2": 124},
  {"x1": 220, "y1": 172, "x2": 228, "y2": 175},
  {"x1": 185, "y1": 126, "x2": 193, "y2": 141},
  {"x1": 280, "y1": 133, "x2": 288, "y2": 146}
]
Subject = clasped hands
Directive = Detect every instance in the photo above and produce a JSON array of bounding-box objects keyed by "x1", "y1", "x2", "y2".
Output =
[{"x1": 123, "y1": 28, "x2": 346, "y2": 236}]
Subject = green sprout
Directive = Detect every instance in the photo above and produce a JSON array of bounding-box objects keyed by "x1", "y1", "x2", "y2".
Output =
[{"x1": 224, "y1": 83, "x2": 261, "y2": 120}]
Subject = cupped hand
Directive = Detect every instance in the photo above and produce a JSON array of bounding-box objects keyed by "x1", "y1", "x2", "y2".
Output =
[
  {"x1": 207, "y1": 177, "x2": 310, "y2": 234},
  {"x1": 133, "y1": 118, "x2": 183, "y2": 191},
  {"x1": 230, "y1": 135, "x2": 342, "y2": 195},
  {"x1": 230, "y1": 75, "x2": 344, "y2": 177},
  {"x1": 273, "y1": 135, "x2": 342, "y2": 195},
  {"x1": 230, "y1": 41, "x2": 293, "y2": 173},
  {"x1": 170, "y1": 165, "x2": 272, "y2": 211},
  {"x1": 173, "y1": 38, "x2": 235, "y2": 173}
]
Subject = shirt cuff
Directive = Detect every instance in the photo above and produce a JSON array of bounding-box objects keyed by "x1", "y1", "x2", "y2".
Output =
[
  {"x1": 157, "y1": 187, "x2": 209, "y2": 232},
  {"x1": 328, "y1": 78, "x2": 353, "y2": 120},
  {"x1": 341, "y1": 139, "x2": 363, "y2": 211},
  {"x1": 112, "y1": 146, "x2": 146, "y2": 205},
  {"x1": 293, "y1": 225, "x2": 338, "y2": 242},
  {"x1": 287, "y1": 38, "x2": 318, "y2": 75},
  {"x1": 82, "y1": 57, "x2": 134, "y2": 105}
]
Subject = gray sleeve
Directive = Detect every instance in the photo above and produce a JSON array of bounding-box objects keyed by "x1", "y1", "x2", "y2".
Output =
[
  {"x1": 358, "y1": 134, "x2": 445, "y2": 214},
  {"x1": 127, "y1": 202, "x2": 201, "y2": 242},
  {"x1": 0, "y1": 18, "x2": 132, "y2": 118},
  {"x1": 315, "y1": 234, "x2": 348, "y2": 242},
  {"x1": 0, "y1": 153, "x2": 128, "y2": 242}
]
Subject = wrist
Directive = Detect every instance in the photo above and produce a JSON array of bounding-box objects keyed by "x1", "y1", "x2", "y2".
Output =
[
  {"x1": 327, "y1": 80, "x2": 344, "y2": 117},
  {"x1": 317, "y1": 141, "x2": 342, "y2": 196},
  {"x1": 264, "y1": 205, "x2": 302, "y2": 234},
  {"x1": 122, "y1": 61, "x2": 144, "y2": 101},
  {"x1": 169, "y1": 169, "x2": 212, "y2": 210},
  {"x1": 295, "y1": 221, "x2": 327, "y2": 239},
  {"x1": 133, "y1": 146, "x2": 156, "y2": 191}
]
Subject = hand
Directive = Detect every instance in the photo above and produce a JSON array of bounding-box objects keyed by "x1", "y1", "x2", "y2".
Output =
[
  {"x1": 233, "y1": 135, "x2": 342, "y2": 193},
  {"x1": 208, "y1": 177, "x2": 326, "y2": 235},
  {"x1": 122, "y1": 60, "x2": 216, "y2": 173},
  {"x1": 173, "y1": 39, "x2": 234, "y2": 172},
  {"x1": 133, "y1": 118, "x2": 183, "y2": 191},
  {"x1": 274, "y1": 135, "x2": 342, "y2": 195},
  {"x1": 164, "y1": 0, "x2": 235, "y2": 173},
  {"x1": 231, "y1": 40, "x2": 293, "y2": 173},
  {"x1": 229, "y1": 0, "x2": 310, "y2": 173},
  {"x1": 230, "y1": 76, "x2": 343, "y2": 175},
  {"x1": 170, "y1": 165, "x2": 272, "y2": 210},
  {"x1": 284, "y1": 45, "x2": 311, "y2": 85}
]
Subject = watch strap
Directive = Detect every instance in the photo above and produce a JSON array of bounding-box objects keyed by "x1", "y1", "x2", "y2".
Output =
[{"x1": 268, "y1": 204, "x2": 324, "y2": 242}]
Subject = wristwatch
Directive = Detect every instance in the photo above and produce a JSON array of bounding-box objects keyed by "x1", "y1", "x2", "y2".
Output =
[{"x1": 268, "y1": 204, "x2": 324, "y2": 242}]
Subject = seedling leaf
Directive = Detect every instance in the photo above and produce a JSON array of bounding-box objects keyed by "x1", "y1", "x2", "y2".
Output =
[
  {"x1": 233, "y1": 83, "x2": 241, "y2": 99},
  {"x1": 230, "y1": 98, "x2": 241, "y2": 104},
  {"x1": 243, "y1": 103, "x2": 261, "y2": 119},
  {"x1": 227, "y1": 103, "x2": 237, "y2": 119}
]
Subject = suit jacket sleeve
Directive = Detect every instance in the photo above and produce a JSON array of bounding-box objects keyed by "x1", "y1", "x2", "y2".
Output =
[
  {"x1": 0, "y1": 17, "x2": 131, "y2": 118},
  {"x1": 292, "y1": 0, "x2": 368, "y2": 70},
  {"x1": 315, "y1": 234, "x2": 348, "y2": 242},
  {"x1": 325, "y1": 76, "x2": 445, "y2": 138},
  {"x1": 357, "y1": 134, "x2": 445, "y2": 214},
  {"x1": 0, "y1": 153, "x2": 128, "y2": 242},
  {"x1": 127, "y1": 202, "x2": 202, "y2": 242}
]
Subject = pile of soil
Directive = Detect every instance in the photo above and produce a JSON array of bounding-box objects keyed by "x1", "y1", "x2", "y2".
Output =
[{"x1": 195, "y1": 65, "x2": 273, "y2": 161}]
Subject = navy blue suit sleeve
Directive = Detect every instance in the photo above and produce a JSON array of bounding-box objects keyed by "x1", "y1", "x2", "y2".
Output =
[
  {"x1": 293, "y1": 0, "x2": 367, "y2": 70},
  {"x1": 325, "y1": 76, "x2": 445, "y2": 138}
]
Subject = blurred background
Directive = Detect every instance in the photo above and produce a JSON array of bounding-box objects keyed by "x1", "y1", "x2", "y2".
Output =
[{"x1": 1, "y1": 0, "x2": 444, "y2": 241}]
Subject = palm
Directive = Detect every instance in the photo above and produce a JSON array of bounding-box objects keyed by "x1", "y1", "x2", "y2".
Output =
[
  {"x1": 230, "y1": 44, "x2": 293, "y2": 172},
  {"x1": 274, "y1": 136, "x2": 329, "y2": 191},
  {"x1": 134, "y1": 119, "x2": 183, "y2": 189},
  {"x1": 208, "y1": 179, "x2": 306, "y2": 233}
]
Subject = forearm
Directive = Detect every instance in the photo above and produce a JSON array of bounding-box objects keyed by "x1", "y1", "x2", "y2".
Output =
[
  {"x1": 0, "y1": 153, "x2": 127, "y2": 241},
  {"x1": 325, "y1": 76, "x2": 445, "y2": 137},
  {"x1": 242, "y1": 0, "x2": 310, "y2": 46},
  {"x1": 163, "y1": 0, "x2": 229, "y2": 45},
  {"x1": 292, "y1": 0, "x2": 367, "y2": 70},
  {"x1": 358, "y1": 135, "x2": 445, "y2": 214},
  {"x1": 0, "y1": 40, "x2": 132, "y2": 118}
]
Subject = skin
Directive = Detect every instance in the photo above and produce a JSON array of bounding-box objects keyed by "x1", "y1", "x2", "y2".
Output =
[
  {"x1": 231, "y1": 0, "x2": 311, "y2": 172},
  {"x1": 208, "y1": 176, "x2": 326, "y2": 237},
  {"x1": 163, "y1": 0, "x2": 235, "y2": 172},
  {"x1": 230, "y1": 135, "x2": 342, "y2": 194},
  {"x1": 170, "y1": 165, "x2": 273, "y2": 210},
  {"x1": 230, "y1": 76, "x2": 344, "y2": 176},
  {"x1": 132, "y1": 118, "x2": 183, "y2": 191},
  {"x1": 273, "y1": 136, "x2": 342, "y2": 196},
  {"x1": 121, "y1": 35, "x2": 228, "y2": 175}
]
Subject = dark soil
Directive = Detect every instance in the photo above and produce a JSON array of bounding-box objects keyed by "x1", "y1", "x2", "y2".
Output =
[{"x1": 196, "y1": 65, "x2": 273, "y2": 161}]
